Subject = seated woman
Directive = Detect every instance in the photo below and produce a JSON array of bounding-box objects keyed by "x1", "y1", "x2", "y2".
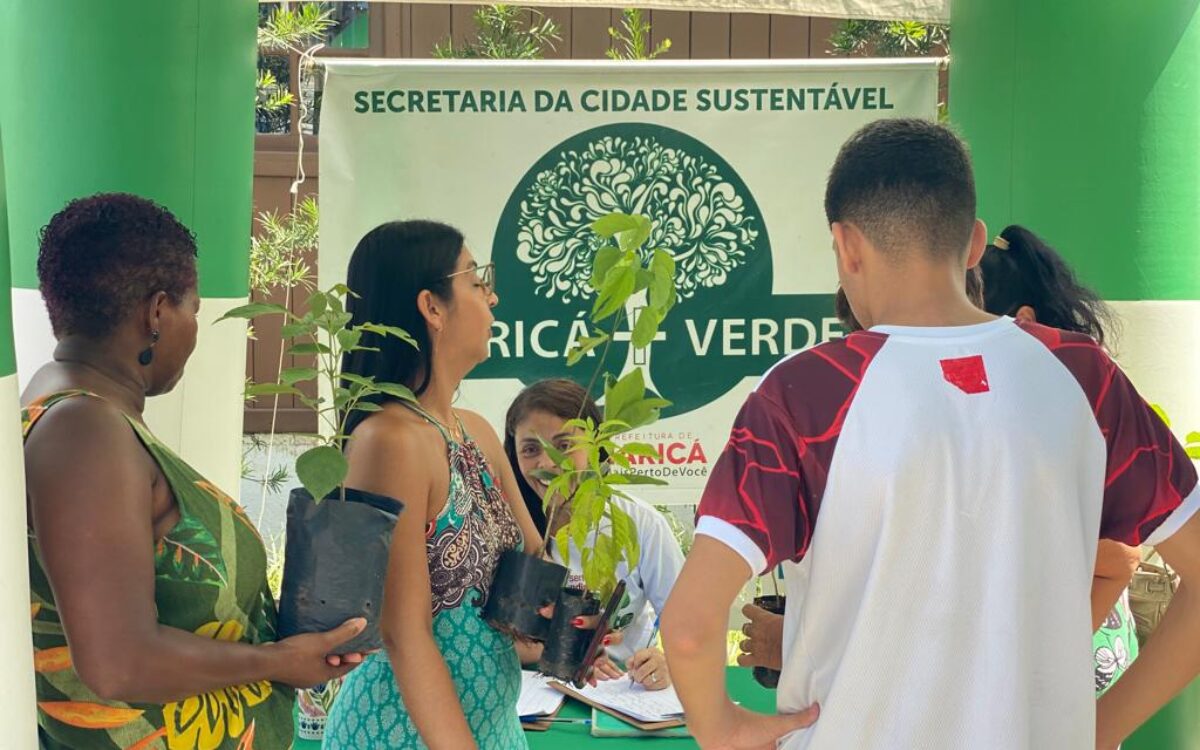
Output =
[
  {"x1": 504, "y1": 378, "x2": 686, "y2": 690},
  {"x1": 22, "y1": 193, "x2": 362, "y2": 750},
  {"x1": 322, "y1": 220, "x2": 543, "y2": 749}
]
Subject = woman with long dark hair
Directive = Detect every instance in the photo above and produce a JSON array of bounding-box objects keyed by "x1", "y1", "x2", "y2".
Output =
[
  {"x1": 323, "y1": 220, "x2": 541, "y2": 749},
  {"x1": 981, "y1": 225, "x2": 1137, "y2": 696}
]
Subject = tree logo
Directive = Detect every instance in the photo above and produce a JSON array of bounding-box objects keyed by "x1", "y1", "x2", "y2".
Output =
[{"x1": 480, "y1": 122, "x2": 834, "y2": 417}]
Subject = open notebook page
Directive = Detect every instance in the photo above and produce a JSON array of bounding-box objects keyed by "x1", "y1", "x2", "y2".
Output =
[
  {"x1": 517, "y1": 671, "x2": 565, "y2": 718},
  {"x1": 555, "y1": 678, "x2": 685, "y2": 723}
]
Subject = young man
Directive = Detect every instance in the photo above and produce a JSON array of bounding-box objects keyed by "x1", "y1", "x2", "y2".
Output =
[{"x1": 661, "y1": 119, "x2": 1200, "y2": 750}]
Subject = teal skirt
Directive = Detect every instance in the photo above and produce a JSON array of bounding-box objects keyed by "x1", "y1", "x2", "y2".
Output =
[{"x1": 323, "y1": 605, "x2": 527, "y2": 749}]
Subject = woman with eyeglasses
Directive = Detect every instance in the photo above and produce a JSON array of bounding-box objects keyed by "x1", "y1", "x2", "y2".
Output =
[{"x1": 322, "y1": 220, "x2": 542, "y2": 749}]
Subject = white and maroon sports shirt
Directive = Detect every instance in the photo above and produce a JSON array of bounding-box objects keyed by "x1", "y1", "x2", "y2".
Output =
[{"x1": 696, "y1": 317, "x2": 1199, "y2": 750}]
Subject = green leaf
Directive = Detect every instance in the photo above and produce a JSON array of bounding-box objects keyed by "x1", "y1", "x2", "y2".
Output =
[
  {"x1": 603, "y1": 214, "x2": 652, "y2": 254},
  {"x1": 633, "y1": 268, "x2": 654, "y2": 295},
  {"x1": 307, "y1": 291, "x2": 328, "y2": 317},
  {"x1": 540, "y1": 438, "x2": 570, "y2": 468},
  {"x1": 339, "y1": 372, "x2": 376, "y2": 388},
  {"x1": 631, "y1": 307, "x2": 662, "y2": 349},
  {"x1": 372, "y1": 381, "x2": 418, "y2": 402},
  {"x1": 567, "y1": 333, "x2": 609, "y2": 366},
  {"x1": 296, "y1": 446, "x2": 348, "y2": 502},
  {"x1": 610, "y1": 452, "x2": 631, "y2": 470},
  {"x1": 604, "y1": 369, "x2": 645, "y2": 423},
  {"x1": 336, "y1": 328, "x2": 362, "y2": 352},
  {"x1": 615, "y1": 397, "x2": 671, "y2": 430},
  {"x1": 621, "y1": 441, "x2": 660, "y2": 460},
  {"x1": 610, "y1": 503, "x2": 640, "y2": 569},
  {"x1": 1185, "y1": 431, "x2": 1200, "y2": 444},
  {"x1": 288, "y1": 342, "x2": 332, "y2": 356},
  {"x1": 216, "y1": 302, "x2": 290, "y2": 322},
  {"x1": 280, "y1": 367, "x2": 317, "y2": 386},
  {"x1": 590, "y1": 246, "x2": 622, "y2": 291},
  {"x1": 360, "y1": 323, "x2": 419, "y2": 349},
  {"x1": 555, "y1": 525, "x2": 572, "y2": 557},
  {"x1": 583, "y1": 533, "x2": 617, "y2": 600},
  {"x1": 334, "y1": 387, "x2": 352, "y2": 411},
  {"x1": 649, "y1": 248, "x2": 677, "y2": 315},
  {"x1": 592, "y1": 264, "x2": 636, "y2": 322},
  {"x1": 246, "y1": 382, "x2": 303, "y2": 398},
  {"x1": 280, "y1": 322, "x2": 313, "y2": 339},
  {"x1": 590, "y1": 213, "x2": 643, "y2": 239},
  {"x1": 352, "y1": 402, "x2": 383, "y2": 413}
]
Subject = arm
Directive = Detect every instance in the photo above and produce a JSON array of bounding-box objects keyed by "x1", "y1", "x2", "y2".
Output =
[
  {"x1": 459, "y1": 410, "x2": 541, "y2": 551},
  {"x1": 664, "y1": 390, "x2": 821, "y2": 748},
  {"x1": 1090, "y1": 540, "x2": 1140, "y2": 632},
  {"x1": 1079, "y1": 354, "x2": 1200, "y2": 747},
  {"x1": 663, "y1": 537, "x2": 816, "y2": 748},
  {"x1": 1096, "y1": 510, "x2": 1200, "y2": 748},
  {"x1": 25, "y1": 398, "x2": 355, "y2": 704},
  {"x1": 346, "y1": 414, "x2": 477, "y2": 749}
]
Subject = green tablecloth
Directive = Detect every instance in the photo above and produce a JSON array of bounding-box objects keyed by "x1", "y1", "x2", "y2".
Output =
[
  {"x1": 295, "y1": 666, "x2": 774, "y2": 749},
  {"x1": 527, "y1": 667, "x2": 774, "y2": 749}
]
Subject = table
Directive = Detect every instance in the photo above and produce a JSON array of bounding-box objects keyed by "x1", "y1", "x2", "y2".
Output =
[
  {"x1": 295, "y1": 667, "x2": 774, "y2": 749},
  {"x1": 527, "y1": 667, "x2": 774, "y2": 749}
]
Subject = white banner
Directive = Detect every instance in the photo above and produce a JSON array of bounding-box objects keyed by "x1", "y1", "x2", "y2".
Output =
[
  {"x1": 262, "y1": 1, "x2": 949, "y2": 23},
  {"x1": 320, "y1": 58, "x2": 937, "y2": 504}
]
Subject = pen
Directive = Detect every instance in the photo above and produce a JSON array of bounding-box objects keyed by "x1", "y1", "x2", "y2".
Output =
[
  {"x1": 521, "y1": 717, "x2": 592, "y2": 725},
  {"x1": 629, "y1": 615, "x2": 661, "y2": 681}
]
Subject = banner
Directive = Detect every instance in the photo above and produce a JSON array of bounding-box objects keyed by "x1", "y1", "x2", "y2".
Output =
[
  {"x1": 320, "y1": 59, "x2": 938, "y2": 504},
  {"x1": 259, "y1": 1, "x2": 950, "y2": 24}
]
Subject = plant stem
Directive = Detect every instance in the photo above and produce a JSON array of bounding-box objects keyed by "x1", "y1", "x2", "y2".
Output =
[
  {"x1": 255, "y1": 281, "x2": 295, "y2": 529},
  {"x1": 578, "y1": 307, "x2": 625, "y2": 420}
]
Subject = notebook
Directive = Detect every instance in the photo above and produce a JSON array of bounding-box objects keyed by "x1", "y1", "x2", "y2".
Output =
[
  {"x1": 590, "y1": 707, "x2": 691, "y2": 738},
  {"x1": 518, "y1": 671, "x2": 566, "y2": 731},
  {"x1": 550, "y1": 678, "x2": 686, "y2": 731}
]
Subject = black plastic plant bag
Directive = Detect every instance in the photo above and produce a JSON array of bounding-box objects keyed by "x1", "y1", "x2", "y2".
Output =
[{"x1": 277, "y1": 486, "x2": 403, "y2": 654}]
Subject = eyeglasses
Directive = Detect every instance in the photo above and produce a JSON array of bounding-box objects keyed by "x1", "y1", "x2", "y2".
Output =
[{"x1": 445, "y1": 262, "x2": 495, "y2": 296}]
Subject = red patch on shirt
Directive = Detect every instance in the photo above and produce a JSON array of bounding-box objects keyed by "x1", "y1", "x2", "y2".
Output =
[{"x1": 941, "y1": 355, "x2": 990, "y2": 394}]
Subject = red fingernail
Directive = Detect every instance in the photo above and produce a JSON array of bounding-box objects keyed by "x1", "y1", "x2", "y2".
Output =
[
  {"x1": 602, "y1": 635, "x2": 612, "y2": 645},
  {"x1": 571, "y1": 617, "x2": 585, "y2": 627}
]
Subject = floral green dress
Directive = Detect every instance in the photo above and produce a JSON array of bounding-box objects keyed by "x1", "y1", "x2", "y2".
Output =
[
  {"x1": 1094, "y1": 591, "x2": 1139, "y2": 696},
  {"x1": 25, "y1": 391, "x2": 294, "y2": 750}
]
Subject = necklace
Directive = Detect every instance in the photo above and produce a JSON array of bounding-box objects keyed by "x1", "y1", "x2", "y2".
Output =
[{"x1": 421, "y1": 407, "x2": 463, "y2": 443}]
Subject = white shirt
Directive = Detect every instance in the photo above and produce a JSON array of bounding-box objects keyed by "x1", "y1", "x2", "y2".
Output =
[
  {"x1": 696, "y1": 318, "x2": 1199, "y2": 749},
  {"x1": 549, "y1": 493, "x2": 685, "y2": 663}
]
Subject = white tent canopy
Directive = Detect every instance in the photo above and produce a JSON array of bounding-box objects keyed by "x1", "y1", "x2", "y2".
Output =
[{"x1": 267, "y1": 1, "x2": 949, "y2": 24}]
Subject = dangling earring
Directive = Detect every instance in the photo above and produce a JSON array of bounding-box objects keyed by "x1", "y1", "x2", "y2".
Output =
[{"x1": 138, "y1": 330, "x2": 160, "y2": 366}]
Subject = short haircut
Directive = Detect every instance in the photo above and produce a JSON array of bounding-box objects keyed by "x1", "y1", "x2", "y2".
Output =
[
  {"x1": 825, "y1": 118, "x2": 976, "y2": 260},
  {"x1": 38, "y1": 193, "x2": 197, "y2": 338}
]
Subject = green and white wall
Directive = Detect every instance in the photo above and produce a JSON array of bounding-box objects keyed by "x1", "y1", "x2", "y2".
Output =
[
  {"x1": 953, "y1": 2, "x2": 1200, "y2": 746},
  {"x1": 0, "y1": 0, "x2": 258, "y2": 497},
  {"x1": 0, "y1": 126, "x2": 38, "y2": 747},
  {"x1": 952, "y1": 0, "x2": 1200, "y2": 433}
]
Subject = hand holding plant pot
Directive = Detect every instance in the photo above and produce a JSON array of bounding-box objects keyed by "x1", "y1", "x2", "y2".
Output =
[
  {"x1": 220, "y1": 284, "x2": 418, "y2": 654},
  {"x1": 486, "y1": 212, "x2": 679, "y2": 683}
]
